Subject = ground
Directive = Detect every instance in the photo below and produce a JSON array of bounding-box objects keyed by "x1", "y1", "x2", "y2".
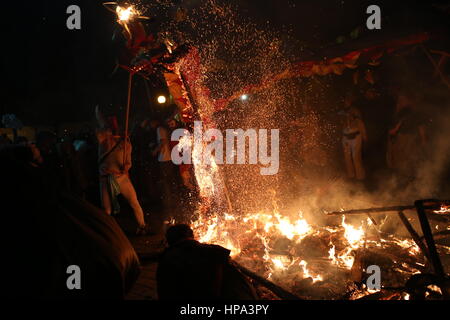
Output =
[
  {"x1": 115, "y1": 207, "x2": 167, "y2": 300},
  {"x1": 125, "y1": 233, "x2": 162, "y2": 300}
]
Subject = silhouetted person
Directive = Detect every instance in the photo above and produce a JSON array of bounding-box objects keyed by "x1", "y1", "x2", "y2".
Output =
[
  {"x1": 152, "y1": 120, "x2": 178, "y2": 217},
  {"x1": 156, "y1": 224, "x2": 258, "y2": 300}
]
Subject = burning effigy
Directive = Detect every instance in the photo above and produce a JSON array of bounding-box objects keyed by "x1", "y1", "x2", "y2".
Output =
[{"x1": 104, "y1": 0, "x2": 450, "y2": 300}]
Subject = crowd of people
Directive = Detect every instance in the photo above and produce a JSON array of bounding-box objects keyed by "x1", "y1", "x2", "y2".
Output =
[
  {"x1": 0, "y1": 111, "x2": 257, "y2": 299},
  {"x1": 0, "y1": 106, "x2": 199, "y2": 236},
  {"x1": 0, "y1": 91, "x2": 432, "y2": 232}
]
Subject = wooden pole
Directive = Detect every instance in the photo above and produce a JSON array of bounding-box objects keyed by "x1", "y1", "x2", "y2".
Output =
[
  {"x1": 123, "y1": 72, "x2": 134, "y2": 171},
  {"x1": 397, "y1": 210, "x2": 431, "y2": 262},
  {"x1": 230, "y1": 260, "x2": 303, "y2": 300},
  {"x1": 415, "y1": 200, "x2": 445, "y2": 278},
  {"x1": 325, "y1": 203, "x2": 450, "y2": 216},
  {"x1": 326, "y1": 205, "x2": 416, "y2": 216}
]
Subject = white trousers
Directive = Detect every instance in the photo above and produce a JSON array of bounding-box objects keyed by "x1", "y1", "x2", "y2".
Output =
[{"x1": 343, "y1": 135, "x2": 365, "y2": 180}]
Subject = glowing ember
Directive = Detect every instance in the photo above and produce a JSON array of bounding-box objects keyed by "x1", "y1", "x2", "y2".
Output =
[{"x1": 434, "y1": 205, "x2": 450, "y2": 214}]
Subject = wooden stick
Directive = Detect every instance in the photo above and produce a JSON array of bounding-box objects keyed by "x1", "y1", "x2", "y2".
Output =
[
  {"x1": 326, "y1": 203, "x2": 448, "y2": 216},
  {"x1": 123, "y1": 72, "x2": 133, "y2": 170},
  {"x1": 397, "y1": 211, "x2": 431, "y2": 262},
  {"x1": 415, "y1": 200, "x2": 445, "y2": 278},
  {"x1": 230, "y1": 260, "x2": 303, "y2": 300},
  {"x1": 326, "y1": 205, "x2": 416, "y2": 216}
]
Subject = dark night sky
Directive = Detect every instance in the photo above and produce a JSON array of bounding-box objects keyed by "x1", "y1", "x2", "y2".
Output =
[{"x1": 1, "y1": 0, "x2": 448, "y2": 126}]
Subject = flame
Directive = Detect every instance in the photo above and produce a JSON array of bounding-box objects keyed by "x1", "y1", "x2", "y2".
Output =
[
  {"x1": 342, "y1": 215, "x2": 364, "y2": 249},
  {"x1": 393, "y1": 238, "x2": 420, "y2": 255},
  {"x1": 338, "y1": 247, "x2": 356, "y2": 269},
  {"x1": 434, "y1": 205, "x2": 450, "y2": 214},
  {"x1": 271, "y1": 255, "x2": 291, "y2": 271},
  {"x1": 299, "y1": 260, "x2": 323, "y2": 283},
  {"x1": 191, "y1": 133, "x2": 221, "y2": 199},
  {"x1": 325, "y1": 218, "x2": 363, "y2": 270},
  {"x1": 272, "y1": 258, "x2": 286, "y2": 270},
  {"x1": 116, "y1": 5, "x2": 138, "y2": 22},
  {"x1": 186, "y1": 193, "x2": 424, "y2": 298},
  {"x1": 273, "y1": 212, "x2": 312, "y2": 241},
  {"x1": 328, "y1": 244, "x2": 338, "y2": 265}
]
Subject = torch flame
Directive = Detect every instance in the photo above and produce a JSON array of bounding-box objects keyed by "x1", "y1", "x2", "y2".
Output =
[{"x1": 116, "y1": 5, "x2": 138, "y2": 22}]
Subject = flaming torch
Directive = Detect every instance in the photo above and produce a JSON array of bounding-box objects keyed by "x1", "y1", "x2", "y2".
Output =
[
  {"x1": 103, "y1": 2, "x2": 149, "y2": 40},
  {"x1": 103, "y1": 2, "x2": 151, "y2": 168}
]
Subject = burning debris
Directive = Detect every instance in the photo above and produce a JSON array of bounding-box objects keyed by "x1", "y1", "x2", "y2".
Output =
[
  {"x1": 185, "y1": 199, "x2": 450, "y2": 300},
  {"x1": 110, "y1": 0, "x2": 450, "y2": 301}
]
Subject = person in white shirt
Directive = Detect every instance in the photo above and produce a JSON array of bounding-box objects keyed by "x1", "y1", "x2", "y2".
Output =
[
  {"x1": 153, "y1": 122, "x2": 178, "y2": 215},
  {"x1": 342, "y1": 107, "x2": 367, "y2": 181}
]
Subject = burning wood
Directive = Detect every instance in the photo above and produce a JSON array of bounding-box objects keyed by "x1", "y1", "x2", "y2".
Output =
[{"x1": 181, "y1": 200, "x2": 449, "y2": 300}]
